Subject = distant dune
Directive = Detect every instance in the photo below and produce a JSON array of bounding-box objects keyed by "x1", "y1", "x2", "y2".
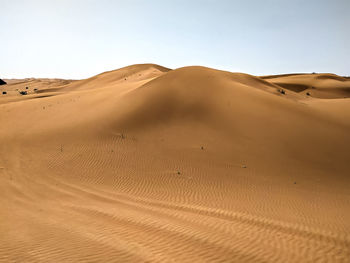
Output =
[
  {"x1": 1, "y1": 64, "x2": 350, "y2": 262},
  {"x1": 261, "y1": 73, "x2": 350, "y2": 98}
]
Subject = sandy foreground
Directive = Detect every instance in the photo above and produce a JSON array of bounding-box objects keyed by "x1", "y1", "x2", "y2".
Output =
[{"x1": 1, "y1": 64, "x2": 350, "y2": 262}]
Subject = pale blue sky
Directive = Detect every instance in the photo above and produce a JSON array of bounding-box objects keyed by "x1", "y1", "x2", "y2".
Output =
[{"x1": 1, "y1": 0, "x2": 349, "y2": 79}]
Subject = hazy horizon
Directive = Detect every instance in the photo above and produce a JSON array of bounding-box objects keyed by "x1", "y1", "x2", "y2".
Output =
[{"x1": 1, "y1": 0, "x2": 349, "y2": 79}]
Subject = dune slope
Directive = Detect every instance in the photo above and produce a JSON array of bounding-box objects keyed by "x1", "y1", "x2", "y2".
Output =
[{"x1": 0, "y1": 65, "x2": 350, "y2": 262}]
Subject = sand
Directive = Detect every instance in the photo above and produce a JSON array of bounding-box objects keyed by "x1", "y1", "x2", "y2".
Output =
[{"x1": 0, "y1": 64, "x2": 350, "y2": 262}]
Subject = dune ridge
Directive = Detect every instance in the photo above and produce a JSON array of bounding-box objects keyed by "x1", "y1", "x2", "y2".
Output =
[{"x1": 1, "y1": 64, "x2": 350, "y2": 262}]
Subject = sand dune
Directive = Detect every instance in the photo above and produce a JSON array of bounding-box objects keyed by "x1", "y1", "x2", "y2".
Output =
[
  {"x1": 1, "y1": 65, "x2": 350, "y2": 262},
  {"x1": 262, "y1": 73, "x2": 350, "y2": 99},
  {"x1": 58, "y1": 64, "x2": 170, "y2": 92}
]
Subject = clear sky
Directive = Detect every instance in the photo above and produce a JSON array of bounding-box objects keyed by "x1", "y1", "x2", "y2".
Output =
[{"x1": 1, "y1": 0, "x2": 349, "y2": 79}]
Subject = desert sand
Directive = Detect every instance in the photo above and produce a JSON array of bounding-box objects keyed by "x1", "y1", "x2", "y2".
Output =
[{"x1": 1, "y1": 64, "x2": 350, "y2": 262}]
